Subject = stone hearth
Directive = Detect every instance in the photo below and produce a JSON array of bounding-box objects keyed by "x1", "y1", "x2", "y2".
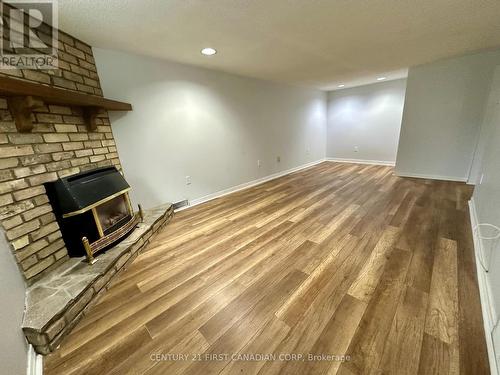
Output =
[{"x1": 22, "y1": 203, "x2": 173, "y2": 354}]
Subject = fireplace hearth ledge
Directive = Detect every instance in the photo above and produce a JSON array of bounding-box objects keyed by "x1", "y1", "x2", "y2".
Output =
[{"x1": 22, "y1": 202, "x2": 174, "y2": 354}]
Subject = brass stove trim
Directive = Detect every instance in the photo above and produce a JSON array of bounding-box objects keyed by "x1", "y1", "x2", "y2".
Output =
[
  {"x1": 91, "y1": 207, "x2": 104, "y2": 237},
  {"x1": 62, "y1": 187, "x2": 131, "y2": 218},
  {"x1": 81, "y1": 212, "x2": 140, "y2": 264},
  {"x1": 60, "y1": 188, "x2": 138, "y2": 264}
]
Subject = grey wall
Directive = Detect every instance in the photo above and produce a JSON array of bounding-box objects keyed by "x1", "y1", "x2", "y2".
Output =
[
  {"x1": 0, "y1": 231, "x2": 28, "y2": 375},
  {"x1": 396, "y1": 49, "x2": 500, "y2": 181},
  {"x1": 327, "y1": 79, "x2": 406, "y2": 164},
  {"x1": 94, "y1": 48, "x2": 327, "y2": 209}
]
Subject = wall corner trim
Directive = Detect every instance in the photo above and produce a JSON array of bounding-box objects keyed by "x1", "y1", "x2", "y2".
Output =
[
  {"x1": 326, "y1": 157, "x2": 395, "y2": 166},
  {"x1": 469, "y1": 198, "x2": 499, "y2": 375},
  {"x1": 178, "y1": 158, "x2": 327, "y2": 211},
  {"x1": 27, "y1": 344, "x2": 43, "y2": 375}
]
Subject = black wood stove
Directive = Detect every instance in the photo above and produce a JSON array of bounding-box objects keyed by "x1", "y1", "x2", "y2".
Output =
[{"x1": 45, "y1": 167, "x2": 142, "y2": 264}]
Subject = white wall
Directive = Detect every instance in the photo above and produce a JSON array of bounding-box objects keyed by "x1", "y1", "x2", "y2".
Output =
[
  {"x1": 94, "y1": 49, "x2": 326, "y2": 209},
  {"x1": 0, "y1": 231, "x2": 28, "y2": 375},
  {"x1": 473, "y1": 66, "x2": 500, "y2": 316},
  {"x1": 396, "y1": 49, "x2": 500, "y2": 181},
  {"x1": 470, "y1": 65, "x2": 500, "y2": 373},
  {"x1": 326, "y1": 79, "x2": 406, "y2": 164}
]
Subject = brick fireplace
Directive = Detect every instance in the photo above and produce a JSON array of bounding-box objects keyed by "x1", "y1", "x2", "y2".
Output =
[
  {"x1": 0, "y1": 5, "x2": 174, "y2": 354},
  {"x1": 0, "y1": 29, "x2": 122, "y2": 284}
]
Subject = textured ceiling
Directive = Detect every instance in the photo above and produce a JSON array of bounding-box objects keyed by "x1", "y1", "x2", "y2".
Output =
[{"x1": 58, "y1": 0, "x2": 500, "y2": 90}]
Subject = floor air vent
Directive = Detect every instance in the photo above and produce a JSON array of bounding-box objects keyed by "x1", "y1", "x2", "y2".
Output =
[{"x1": 173, "y1": 199, "x2": 189, "y2": 210}]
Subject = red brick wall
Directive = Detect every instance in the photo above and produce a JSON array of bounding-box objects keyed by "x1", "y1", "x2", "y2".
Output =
[{"x1": 0, "y1": 17, "x2": 123, "y2": 283}]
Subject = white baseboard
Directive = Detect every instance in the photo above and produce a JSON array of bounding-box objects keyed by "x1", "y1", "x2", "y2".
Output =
[
  {"x1": 395, "y1": 171, "x2": 468, "y2": 182},
  {"x1": 326, "y1": 157, "x2": 395, "y2": 166},
  {"x1": 178, "y1": 158, "x2": 327, "y2": 211},
  {"x1": 469, "y1": 198, "x2": 499, "y2": 374},
  {"x1": 27, "y1": 345, "x2": 43, "y2": 375}
]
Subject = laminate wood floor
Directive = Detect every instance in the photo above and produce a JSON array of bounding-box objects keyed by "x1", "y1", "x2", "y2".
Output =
[{"x1": 44, "y1": 162, "x2": 489, "y2": 375}]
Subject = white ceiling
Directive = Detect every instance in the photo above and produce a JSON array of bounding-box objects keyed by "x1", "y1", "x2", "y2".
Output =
[{"x1": 58, "y1": 0, "x2": 500, "y2": 90}]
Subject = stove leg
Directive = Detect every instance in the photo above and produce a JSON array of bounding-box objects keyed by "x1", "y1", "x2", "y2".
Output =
[
  {"x1": 138, "y1": 204, "x2": 144, "y2": 222},
  {"x1": 82, "y1": 237, "x2": 96, "y2": 264}
]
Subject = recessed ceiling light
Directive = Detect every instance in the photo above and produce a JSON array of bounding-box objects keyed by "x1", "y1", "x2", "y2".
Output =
[
  {"x1": 201, "y1": 47, "x2": 217, "y2": 56},
  {"x1": 338, "y1": 84, "x2": 345, "y2": 88},
  {"x1": 377, "y1": 77, "x2": 387, "y2": 81}
]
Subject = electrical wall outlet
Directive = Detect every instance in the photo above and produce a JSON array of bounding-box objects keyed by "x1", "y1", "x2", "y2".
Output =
[
  {"x1": 185, "y1": 176, "x2": 191, "y2": 185},
  {"x1": 276, "y1": 156, "x2": 281, "y2": 163},
  {"x1": 354, "y1": 146, "x2": 359, "y2": 153},
  {"x1": 257, "y1": 160, "x2": 261, "y2": 167}
]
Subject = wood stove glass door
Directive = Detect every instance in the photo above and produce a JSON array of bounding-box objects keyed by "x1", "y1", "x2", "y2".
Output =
[{"x1": 94, "y1": 194, "x2": 132, "y2": 236}]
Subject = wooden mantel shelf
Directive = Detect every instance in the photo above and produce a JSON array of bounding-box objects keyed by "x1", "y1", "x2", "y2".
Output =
[{"x1": 0, "y1": 76, "x2": 132, "y2": 132}]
